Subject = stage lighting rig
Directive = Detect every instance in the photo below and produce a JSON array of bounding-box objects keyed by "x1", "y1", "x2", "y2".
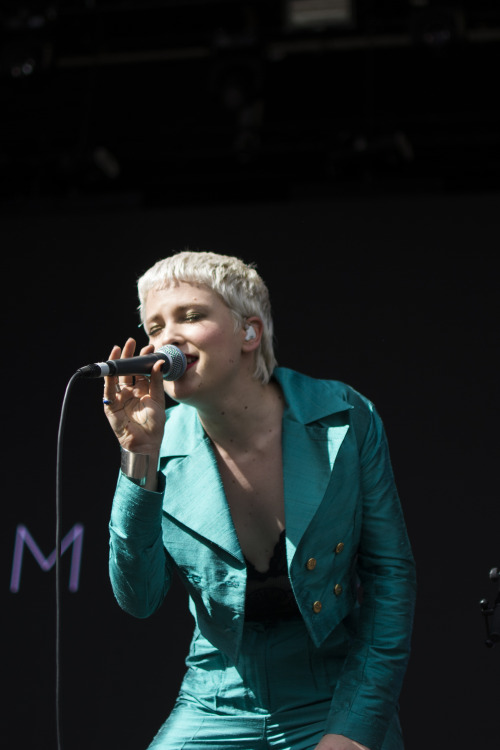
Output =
[
  {"x1": 285, "y1": 0, "x2": 354, "y2": 31},
  {"x1": 479, "y1": 566, "x2": 500, "y2": 648}
]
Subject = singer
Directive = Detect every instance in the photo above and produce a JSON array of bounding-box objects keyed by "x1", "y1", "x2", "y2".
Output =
[{"x1": 103, "y1": 250, "x2": 416, "y2": 750}]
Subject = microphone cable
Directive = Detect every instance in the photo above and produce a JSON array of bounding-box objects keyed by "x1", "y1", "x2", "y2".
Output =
[
  {"x1": 54, "y1": 349, "x2": 185, "y2": 748},
  {"x1": 55, "y1": 371, "x2": 83, "y2": 750}
]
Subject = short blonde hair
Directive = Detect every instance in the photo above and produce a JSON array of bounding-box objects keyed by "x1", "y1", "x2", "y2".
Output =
[{"x1": 137, "y1": 250, "x2": 277, "y2": 384}]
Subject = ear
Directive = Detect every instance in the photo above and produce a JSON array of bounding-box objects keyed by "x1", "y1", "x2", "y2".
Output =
[{"x1": 241, "y1": 316, "x2": 263, "y2": 352}]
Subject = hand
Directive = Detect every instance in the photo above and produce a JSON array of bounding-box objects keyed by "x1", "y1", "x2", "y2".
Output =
[
  {"x1": 314, "y1": 735, "x2": 370, "y2": 750},
  {"x1": 102, "y1": 338, "x2": 167, "y2": 455}
]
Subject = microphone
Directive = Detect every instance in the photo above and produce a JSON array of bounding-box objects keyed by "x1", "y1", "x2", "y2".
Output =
[{"x1": 76, "y1": 344, "x2": 187, "y2": 381}]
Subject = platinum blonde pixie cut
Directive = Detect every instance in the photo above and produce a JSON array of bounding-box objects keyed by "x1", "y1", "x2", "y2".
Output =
[{"x1": 137, "y1": 250, "x2": 277, "y2": 384}]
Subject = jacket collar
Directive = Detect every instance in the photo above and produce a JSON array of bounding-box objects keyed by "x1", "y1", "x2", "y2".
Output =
[
  {"x1": 159, "y1": 366, "x2": 353, "y2": 457},
  {"x1": 159, "y1": 368, "x2": 353, "y2": 563},
  {"x1": 273, "y1": 368, "x2": 353, "y2": 559},
  {"x1": 273, "y1": 367, "x2": 353, "y2": 424}
]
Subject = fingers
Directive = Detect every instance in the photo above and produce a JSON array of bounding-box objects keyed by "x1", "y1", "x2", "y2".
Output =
[
  {"x1": 121, "y1": 337, "x2": 137, "y2": 359},
  {"x1": 149, "y1": 359, "x2": 167, "y2": 403},
  {"x1": 103, "y1": 339, "x2": 161, "y2": 407},
  {"x1": 138, "y1": 343, "x2": 165, "y2": 401},
  {"x1": 107, "y1": 339, "x2": 155, "y2": 365},
  {"x1": 101, "y1": 338, "x2": 167, "y2": 452},
  {"x1": 106, "y1": 338, "x2": 137, "y2": 362},
  {"x1": 103, "y1": 339, "x2": 137, "y2": 403},
  {"x1": 117, "y1": 338, "x2": 139, "y2": 387},
  {"x1": 107, "y1": 343, "x2": 123, "y2": 361},
  {"x1": 103, "y1": 376, "x2": 118, "y2": 406}
]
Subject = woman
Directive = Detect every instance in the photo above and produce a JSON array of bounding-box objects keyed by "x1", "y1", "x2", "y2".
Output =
[{"x1": 103, "y1": 250, "x2": 416, "y2": 750}]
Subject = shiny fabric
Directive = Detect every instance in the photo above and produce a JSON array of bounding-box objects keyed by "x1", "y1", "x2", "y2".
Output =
[
  {"x1": 147, "y1": 619, "x2": 404, "y2": 749},
  {"x1": 109, "y1": 367, "x2": 416, "y2": 750}
]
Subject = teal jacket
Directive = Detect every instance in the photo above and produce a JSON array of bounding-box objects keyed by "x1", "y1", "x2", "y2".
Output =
[{"x1": 109, "y1": 367, "x2": 416, "y2": 748}]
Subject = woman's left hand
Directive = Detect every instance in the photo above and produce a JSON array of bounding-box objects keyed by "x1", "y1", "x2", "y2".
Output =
[{"x1": 314, "y1": 734, "x2": 370, "y2": 750}]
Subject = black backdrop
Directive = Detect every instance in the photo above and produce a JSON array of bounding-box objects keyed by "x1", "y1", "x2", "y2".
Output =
[
  {"x1": 3, "y1": 1, "x2": 500, "y2": 748},
  {"x1": 4, "y1": 193, "x2": 499, "y2": 749}
]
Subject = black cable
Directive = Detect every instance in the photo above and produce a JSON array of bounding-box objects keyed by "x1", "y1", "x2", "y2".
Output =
[{"x1": 55, "y1": 371, "x2": 82, "y2": 750}]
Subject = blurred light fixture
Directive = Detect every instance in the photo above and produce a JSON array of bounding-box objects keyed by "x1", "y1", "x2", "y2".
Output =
[
  {"x1": 1, "y1": 7, "x2": 56, "y2": 78},
  {"x1": 93, "y1": 148, "x2": 121, "y2": 180},
  {"x1": 285, "y1": 0, "x2": 354, "y2": 30},
  {"x1": 410, "y1": 7, "x2": 465, "y2": 48}
]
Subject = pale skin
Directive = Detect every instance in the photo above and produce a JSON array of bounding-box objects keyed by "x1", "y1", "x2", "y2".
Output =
[{"x1": 103, "y1": 281, "x2": 369, "y2": 750}]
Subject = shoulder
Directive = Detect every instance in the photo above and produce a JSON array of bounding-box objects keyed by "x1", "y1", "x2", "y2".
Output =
[{"x1": 273, "y1": 367, "x2": 375, "y2": 424}]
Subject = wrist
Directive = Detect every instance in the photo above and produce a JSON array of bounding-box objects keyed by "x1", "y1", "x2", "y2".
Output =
[
  {"x1": 120, "y1": 445, "x2": 161, "y2": 492},
  {"x1": 120, "y1": 447, "x2": 150, "y2": 486}
]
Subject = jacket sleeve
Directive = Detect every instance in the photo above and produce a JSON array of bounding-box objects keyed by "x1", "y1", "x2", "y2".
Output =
[
  {"x1": 325, "y1": 401, "x2": 417, "y2": 750},
  {"x1": 108, "y1": 471, "x2": 172, "y2": 617}
]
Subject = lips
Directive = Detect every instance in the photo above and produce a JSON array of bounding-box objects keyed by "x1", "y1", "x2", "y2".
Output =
[{"x1": 185, "y1": 355, "x2": 198, "y2": 369}]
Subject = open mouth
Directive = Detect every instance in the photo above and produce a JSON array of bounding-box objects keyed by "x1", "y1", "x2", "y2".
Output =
[{"x1": 185, "y1": 355, "x2": 198, "y2": 369}]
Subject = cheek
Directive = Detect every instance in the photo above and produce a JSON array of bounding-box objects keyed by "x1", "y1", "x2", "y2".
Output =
[{"x1": 199, "y1": 324, "x2": 237, "y2": 351}]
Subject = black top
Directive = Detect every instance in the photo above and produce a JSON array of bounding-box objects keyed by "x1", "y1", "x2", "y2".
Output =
[{"x1": 244, "y1": 529, "x2": 301, "y2": 622}]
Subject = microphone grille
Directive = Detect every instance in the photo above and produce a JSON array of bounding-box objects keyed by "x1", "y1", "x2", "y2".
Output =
[{"x1": 158, "y1": 345, "x2": 187, "y2": 381}]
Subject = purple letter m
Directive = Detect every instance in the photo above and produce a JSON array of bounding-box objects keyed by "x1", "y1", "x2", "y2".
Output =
[{"x1": 10, "y1": 524, "x2": 84, "y2": 593}]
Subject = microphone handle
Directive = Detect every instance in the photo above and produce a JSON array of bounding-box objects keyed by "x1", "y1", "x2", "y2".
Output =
[
  {"x1": 107, "y1": 353, "x2": 166, "y2": 376},
  {"x1": 76, "y1": 352, "x2": 167, "y2": 378}
]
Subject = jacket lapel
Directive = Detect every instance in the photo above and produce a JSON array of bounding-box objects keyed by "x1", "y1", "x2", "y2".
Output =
[
  {"x1": 159, "y1": 406, "x2": 243, "y2": 563},
  {"x1": 282, "y1": 419, "x2": 349, "y2": 557},
  {"x1": 274, "y1": 368, "x2": 353, "y2": 561},
  {"x1": 158, "y1": 368, "x2": 353, "y2": 567}
]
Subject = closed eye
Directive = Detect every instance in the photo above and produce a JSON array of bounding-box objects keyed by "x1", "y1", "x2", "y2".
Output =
[
  {"x1": 145, "y1": 305, "x2": 208, "y2": 338},
  {"x1": 147, "y1": 325, "x2": 163, "y2": 337}
]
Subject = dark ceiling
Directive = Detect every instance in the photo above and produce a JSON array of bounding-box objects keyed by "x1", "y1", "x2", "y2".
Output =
[{"x1": 2, "y1": 0, "x2": 500, "y2": 209}]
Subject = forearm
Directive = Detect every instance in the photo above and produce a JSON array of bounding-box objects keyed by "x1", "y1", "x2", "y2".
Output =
[
  {"x1": 325, "y1": 404, "x2": 416, "y2": 749},
  {"x1": 324, "y1": 558, "x2": 416, "y2": 748},
  {"x1": 109, "y1": 472, "x2": 172, "y2": 617}
]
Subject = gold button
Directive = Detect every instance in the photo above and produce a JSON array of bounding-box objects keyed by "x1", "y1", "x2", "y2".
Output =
[
  {"x1": 335, "y1": 542, "x2": 344, "y2": 554},
  {"x1": 334, "y1": 584, "x2": 343, "y2": 596},
  {"x1": 312, "y1": 600, "x2": 322, "y2": 613},
  {"x1": 306, "y1": 557, "x2": 317, "y2": 570}
]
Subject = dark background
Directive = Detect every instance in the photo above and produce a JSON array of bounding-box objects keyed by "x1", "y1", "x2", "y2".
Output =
[{"x1": 3, "y1": 2, "x2": 499, "y2": 749}]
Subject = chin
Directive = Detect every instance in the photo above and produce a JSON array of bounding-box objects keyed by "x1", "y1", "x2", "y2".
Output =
[{"x1": 165, "y1": 379, "x2": 198, "y2": 405}]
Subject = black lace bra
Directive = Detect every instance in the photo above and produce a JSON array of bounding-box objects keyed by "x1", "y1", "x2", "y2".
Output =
[{"x1": 244, "y1": 529, "x2": 301, "y2": 622}]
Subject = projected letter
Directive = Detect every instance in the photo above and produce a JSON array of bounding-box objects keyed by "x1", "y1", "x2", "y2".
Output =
[{"x1": 10, "y1": 524, "x2": 84, "y2": 593}]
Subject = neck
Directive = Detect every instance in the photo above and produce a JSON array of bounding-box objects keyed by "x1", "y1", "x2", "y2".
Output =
[{"x1": 197, "y1": 379, "x2": 284, "y2": 452}]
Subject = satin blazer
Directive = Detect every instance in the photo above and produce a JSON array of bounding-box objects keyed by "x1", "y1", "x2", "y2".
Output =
[{"x1": 109, "y1": 367, "x2": 416, "y2": 746}]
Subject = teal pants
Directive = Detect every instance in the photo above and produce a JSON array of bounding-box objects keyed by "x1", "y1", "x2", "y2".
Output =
[{"x1": 147, "y1": 618, "x2": 404, "y2": 750}]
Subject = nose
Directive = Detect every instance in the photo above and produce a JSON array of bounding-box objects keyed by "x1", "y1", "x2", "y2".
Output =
[{"x1": 155, "y1": 322, "x2": 184, "y2": 350}]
